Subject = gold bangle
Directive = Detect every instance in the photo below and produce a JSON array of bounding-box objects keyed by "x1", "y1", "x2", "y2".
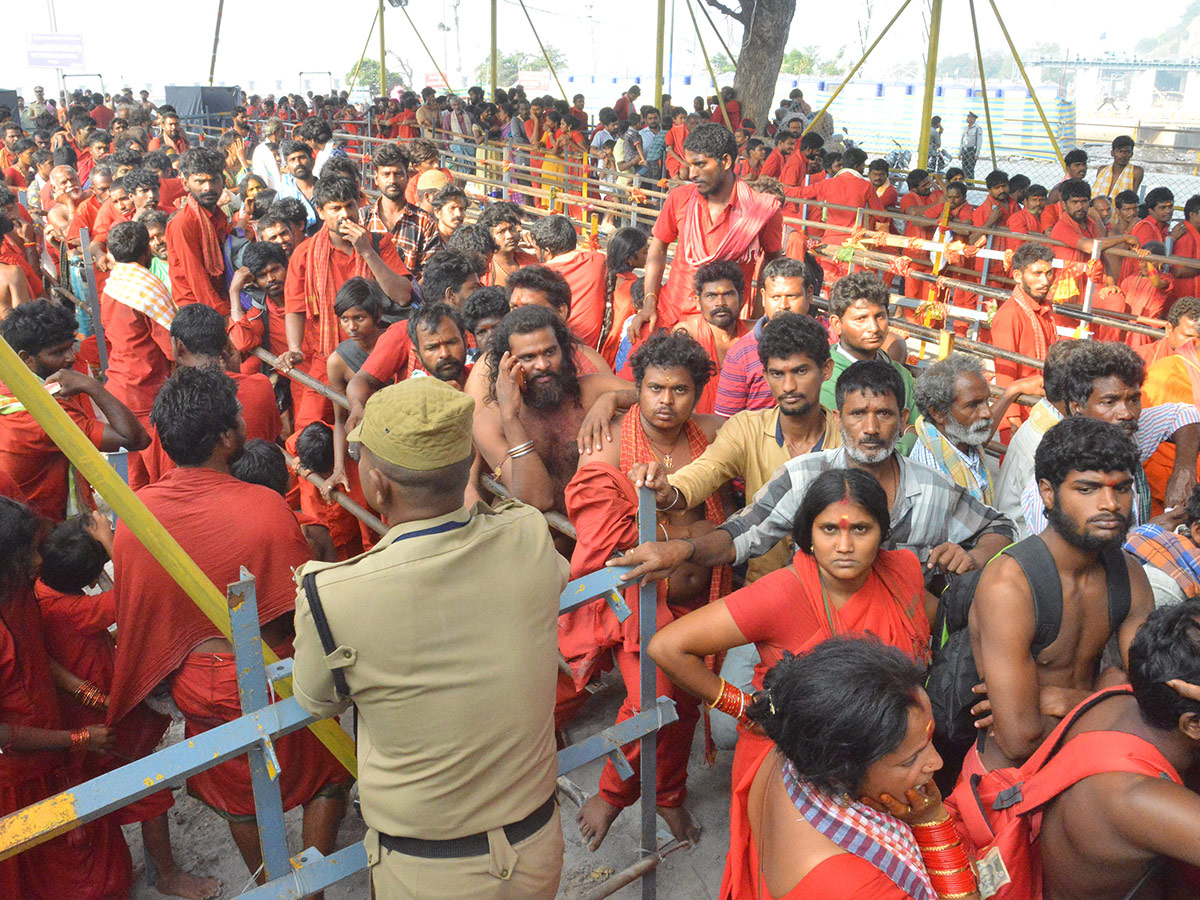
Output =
[
  {"x1": 919, "y1": 841, "x2": 963, "y2": 853},
  {"x1": 706, "y1": 678, "x2": 727, "y2": 709},
  {"x1": 910, "y1": 815, "x2": 953, "y2": 830},
  {"x1": 925, "y1": 865, "x2": 973, "y2": 877}
]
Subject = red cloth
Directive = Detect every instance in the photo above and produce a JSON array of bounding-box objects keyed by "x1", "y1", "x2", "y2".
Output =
[
  {"x1": 720, "y1": 548, "x2": 929, "y2": 900},
  {"x1": 107, "y1": 467, "x2": 309, "y2": 721},
  {"x1": 159, "y1": 177, "x2": 187, "y2": 210},
  {"x1": 711, "y1": 101, "x2": 741, "y2": 127},
  {"x1": 1172, "y1": 221, "x2": 1200, "y2": 301},
  {"x1": 229, "y1": 298, "x2": 289, "y2": 371},
  {"x1": 90, "y1": 106, "x2": 115, "y2": 129},
  {"x1": 799, "y1": 171, "x2": 885, "y2": 245},
  {"x1": 739, "y1": 831, "x2": 912, "y2": 899},
  {"x1": 759, "y1": 148, "x2": 786, "y2": 179},
  {"x1": 1049, "y1": 215, "x2": 1095, "y2": 299},
  {"x1": 359, "y1": 322, "x2": 414, "y2": 386},
  {"x1": 1135, "y1": 337, "x2": 1172, "y2": 366},
  {"x1": 0, "y1": 588, "x2": 134, "y2": 900},
  {"x1": 0, "y1": 376, "x2": 105, "y2": 522},
  {"x1": 680, "y1": 315, "x2": 751, "y2": 414},
  {"x1": 0, "y1": 467, "x2": 25, "y2": 502},
  {"x1": 5, "y1": 166, "x2": 29, "y2": 189},
  {"x1": 546, "y1": 249, "x2": 609, "y2": 349},
  {"x1": 664, "y1": 124, "x2": 689, "y2": 178},
  {"x1": 66, "y1": 195, "x2": 103, "y2": 244},
  {"x1": 167, "y1": 199, "x2": 231, "y2": 313},
  {"x1": 1007, "y1": 208, "x2": 1043, "y2": 250},
  {"x1": 90, "y1": 197, "x2": 132, "y2": 245},
  {"x1": 652, "y1": 182, "x2": 783, "y2": 328},
  {"x1": 170, "y1": 648, "x2": 347, "y2": 816},
  {"x1": 1, "y1": 235, "x2": 45, "y2": 298},
  {"x1": 598, "y1": 272, "x2": 637, "y2": 366},
  {"x1": 142, "y1": 372, "x2": 281, "y2": 486},
  {"x1": 990, "y1": 286, "x2": 1059, "y2": 385},
  {"x1": 99, "y1": 284, "x2": 173, "y2": 416}
]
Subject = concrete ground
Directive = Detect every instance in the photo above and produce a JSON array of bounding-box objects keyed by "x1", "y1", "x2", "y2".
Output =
[{"x1": 125, "y1": 676, "x2": 733, "y2": 900}]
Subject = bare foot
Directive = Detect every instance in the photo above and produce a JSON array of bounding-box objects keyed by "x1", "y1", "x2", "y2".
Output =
[
  {"x1": 577, "y1": 794, "x2": 622, "y2": 851},
  {"x1": 155, "y1": 868, "x2": 221, "y2": 900},
  {"x1": 658, "y1": 805, "x2": 701, "y2": 846}
]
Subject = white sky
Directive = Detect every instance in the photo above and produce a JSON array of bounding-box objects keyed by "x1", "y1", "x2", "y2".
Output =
[{"x1": 2, "y1": 0, "x2": 1181, "y2": 99}]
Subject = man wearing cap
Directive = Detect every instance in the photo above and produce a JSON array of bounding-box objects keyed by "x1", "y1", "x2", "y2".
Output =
[
  {"x1": 292, "y1": 377, "x2": 570, "y2": 900},
  {"x1": 960, "y1": 112, "x2": 983, "y2": 179}
]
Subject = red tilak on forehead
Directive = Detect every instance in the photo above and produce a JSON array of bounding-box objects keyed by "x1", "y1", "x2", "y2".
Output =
[
  {"x1": 1095, "y1": 478, "x2": 1128, "y2": 488},
  {"x1": 838, "y1": 515, "x2": 852, "y2": 532}
]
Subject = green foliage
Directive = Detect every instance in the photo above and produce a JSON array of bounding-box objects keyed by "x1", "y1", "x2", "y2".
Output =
[
  {"x1": 473, "y1": 48, "x2": 569, "y2": 88},
  {"x1": 348, "y1": 58, "x2": 405, "y2": 95},
  {"x1": 780, "y1": 45, "x2": 845, "y2": 76},
  {"x1": 711, "y1": 52, "x2": 737, "y2": 74}
]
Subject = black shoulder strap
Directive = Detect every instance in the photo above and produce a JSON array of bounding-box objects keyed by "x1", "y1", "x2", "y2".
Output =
[
  {"x1": 301, "y1": 571, "x2": 350, "y2": 700},
  {"x1": 1003, "y1": 535, "x2": 1062, "y2": 657},
  {"x1": 1100, "y1": 546, "x2": 1133, "y2": 635}
]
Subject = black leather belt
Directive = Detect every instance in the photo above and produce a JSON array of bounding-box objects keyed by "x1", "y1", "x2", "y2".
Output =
[{"x1": 378, "y1": 795, "x2": 556, "y2": 859}]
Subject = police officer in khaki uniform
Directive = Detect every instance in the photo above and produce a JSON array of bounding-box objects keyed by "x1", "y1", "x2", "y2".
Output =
[{"x1": 291, "y1": 377, "x2": 569, "y2": 900}]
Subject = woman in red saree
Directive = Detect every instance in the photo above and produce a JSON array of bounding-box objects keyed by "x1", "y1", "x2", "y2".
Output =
[{"x1": 648, "y1": 468, "x2": 934, "y2": 898}]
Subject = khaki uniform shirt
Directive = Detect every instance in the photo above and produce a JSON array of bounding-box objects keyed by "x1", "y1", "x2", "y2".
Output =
[
  {"x1": 669, "y1": 406, "x2": 841, "y2": 583},
  {"x1": 292, "y1": 500, "x2": 569, "y2": 840}
]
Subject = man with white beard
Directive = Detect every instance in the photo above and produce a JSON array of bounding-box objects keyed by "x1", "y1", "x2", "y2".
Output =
[{"x1": 910, "y1": 354, "x2": 1039, "y2": 505}]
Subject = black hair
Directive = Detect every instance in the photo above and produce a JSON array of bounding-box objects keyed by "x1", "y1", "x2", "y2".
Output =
[
  {"x1": 242, "y1": 241, "x2": 288, "y2": 277},
  {"x1": 280, "y1": 140, "x2": 313, "y2": 161},
  {"x1": 906, "y1": 168, "x2": 930, "y2": 190},
  {"x1": 334, "y1": 277, "x2": 386, "y2": 320},
  {"x1": 746, "y1": 637, "x2": 924, "y2": 794},
  {"x1": 945, "y1": 166, "x2": 964, "y2": 182},
  {"x1": 1012, "y1": 240, "x2": 1055, "y2": 272},
  {"x1": 296, "y1": 422, "x2": 335, "y2": 475},
  {"x1": 269, "y1": 197, "x2": 308, "y2": 230},
  {"x1": 122, "y1": 167, "x2": 160, "y2": 196},
  {"x1": 485, "y1": 305, "x2": 579, "y2": 403},
  {"x1": 462, "y1": 286, "x2": 510, "y2": 333},
  {"x1": 761, "y1": 255, "x2": 816, "y2": 290},
  {"x1": 150, "y1": 366, "x2": 241, "y2": 466},
  {"x1": 629, "y1": 330, "x2": 715, "y2": 392},
  {"x1": 477, "y1": 200, "x2": 523, "y2": 231},
  {"x1": 1034, "y1": 415, "x2": 1139, "y2": 489},
  {"x1": 420, "y1": 249, "x2": 484, "y2": 305},
  {"x1": 1168, "y1": 296, "x2": 1200, "y2": 328},
  {"x1": 835, "y1": 358, "x2": 904, "y2": 411},
  {"x1": 0, "y1": 497, "x2": 42, "y2": 595},
  {"x1": 107, "y1": 220, "x2": 150, "y2": 263},
  {"x1": 135, "y1": 207, "x2": 168, "y2": 232},
  {"x1": 868, "y1": 158, "x2": 889, "y2": 173},
  {"x1": 693, "y1": 259, "x2": 744, "y2": 301},
  {"x1": 230, "y1": 438, "x2": 290, "y2": 497},
  {"x1": 1008, "y1": 174, "x2": 1031, "y2": 194},
  {"x1": 1128, "y1": 599, "x2": 1200, "y2": 730},
  {"x1": 430, "y1": 183, "x2": 468, "y2": 212},
  {"x1": 985, "y1": 170, "x2": 1009, "y2": 189},
  {"x1": 250, "y1": 189, "x2": 277, "y2": 219},
  {"x1": 1187, "y1": 482, "x2": 1200, "y2": 529},
  {"x1": 842, "y1": 147, "x2": 868, "y2": 171},
  {"x1": 1059, "y1": 179, "x2": 1091, "y2": 202},
  {"x1": 178, "y1": 147, "x2": 223, "y2": 179},
  {"x1": 38, "y1": 515, "x2": 108, "y2": 594},
  {"x1": 1064, "y1": 149, "x2": 1088, "y2": 167},
  {"x1": 1062, "y1": 341, "x2": 1145, "y2": 411},
  {"x1": 1112, "y1": 135, "x2": 1135, "y2": 151},
  {"x1": 1184, "y1": 195, "x2": 1200, "y2": 220},
  {"x1": 757, "y1": 312, "x2": 831, "y2": 369},
  {"x1": 1042, "y1": 340, "x2": 1085, "y2": 405},
  {"x1": 799, "y1": 132, "x2": 825, "y2": 152},
  {"x1": 372, "y1": 142, "x2": 409, "y2": 169},
  {"x1": 945, "y1": 181, "x2": 967, "y2": 198},
  {"x1": 312, "y1": 176, "x2": 358, "y2": 209},
  {"x1": 790, "y1": 467, "x2": 891, "y2": 553},
  {"x1": 506, "y1": 264, "x2": 572, "y2": 313},
  {"x1": 322, "y1": 157, "x2": 360, "y2": 184},
  {"x1": 169, "y1": 303, "x2": 228, "y2": 357},
  {"x1": 407, "y1": 301, "x2": 466, "y2": 345},
  {"x1": 528, "y1": 214, "x2": 577, "y2": 255},
  {"x1": 1, "y1": 299, "x2": 77, "y2": 356},
  {"x1": 446, "y1": 222, "x2": 496, "y2": 257},
  {"x1": 682, "y1": 122, "x2": 737, "y2": 164},
  {"x1": 829, "y1": 270, "x2": 889, "y2": 318},
  {"x1": 1026, "y1": 183, "x2": 1048, "y2": 199},
  {"x1": 1114, "y1": 189, "x2": 1140, "y2": 209}
]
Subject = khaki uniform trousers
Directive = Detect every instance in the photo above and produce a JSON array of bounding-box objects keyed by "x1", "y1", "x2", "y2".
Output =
[{"x1": 366, "y1": 807, "x2": 564, "y2": 900}]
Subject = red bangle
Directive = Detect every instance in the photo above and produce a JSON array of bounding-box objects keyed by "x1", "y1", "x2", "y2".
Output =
[
  {"x1": 69, "y1": 727, "x2": 91, "y2": 752},
  {"x1": 709, "y1": 678, "x2": 753, "y2": 722}
]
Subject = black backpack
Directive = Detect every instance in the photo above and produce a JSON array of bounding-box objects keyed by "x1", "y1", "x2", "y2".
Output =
[{"x1": 925, "y1": 535, "x2": 1131, "y2": 755}]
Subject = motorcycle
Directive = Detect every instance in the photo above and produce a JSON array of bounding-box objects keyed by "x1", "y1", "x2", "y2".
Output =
[{"x1": 887, "y1": 139, "x2": 911, "y2": 172}]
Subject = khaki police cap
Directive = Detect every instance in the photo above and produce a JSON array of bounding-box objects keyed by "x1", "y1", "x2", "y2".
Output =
[
  {"x1": 416, "y1": 169, "x2": 451, "y2": 192},
  {"x1": 347, "y1": 378, "x2": 474, "y2": 470}
]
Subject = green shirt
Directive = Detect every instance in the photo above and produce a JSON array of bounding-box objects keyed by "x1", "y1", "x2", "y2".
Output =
[
  {"x1": 820, "y1": 342, "x2": 918, "y2": 455},
  {"x1": 149, "y1": 256, "x2": 171, "y2": 296}
]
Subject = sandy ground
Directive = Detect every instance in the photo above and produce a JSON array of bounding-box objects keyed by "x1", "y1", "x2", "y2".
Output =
[{"x1": 124, "y1": 677, "x2": 733, "y2": 900}]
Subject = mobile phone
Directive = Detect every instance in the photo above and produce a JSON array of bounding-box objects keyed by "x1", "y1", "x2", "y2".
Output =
[{"x1": 514, "y1": 366, "x2": 526, "y2": 391}]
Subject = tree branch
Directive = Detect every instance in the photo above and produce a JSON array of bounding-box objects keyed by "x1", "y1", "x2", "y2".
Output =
[{"x1": 700, "y1": 0, "x2": 746, "y2": 25}]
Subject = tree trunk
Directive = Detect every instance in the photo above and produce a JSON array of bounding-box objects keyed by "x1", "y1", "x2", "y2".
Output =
[{"x1": 718, "y1": 0, "x2": 796, "y2": 134}]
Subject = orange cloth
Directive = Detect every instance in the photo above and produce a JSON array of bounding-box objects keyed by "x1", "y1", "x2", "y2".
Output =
[
  {"x1": 678, "y1": 315, "x2": 751, "y2": 414},
  {"x1": 90, "y1": 197, "x2": 132, "y2": 245},
  {"x1": 228, "y1": 298, "x2": 289, "y2": 372},
  {"x1": 664, "y1": 124, "x2": 689, "y2": 178},
  {"x1": 0, "y1": 235, "x2": 45, "y2": 298},
  {"x1": 779, "y1": 150, "x2": 808, "y2": 189},
  {"x1": 166, "y1": 198, "x2": 231, "y2": 313},
  {"x1": 99, "y1": 280, "x2": 174, "y2": 416},
  {"x1": 1049, "y1": 214, "x2": 1096, "y2": 301},
  {"x1": 597, "y1": 272, "x2": 636, "y2": 366},
  {"x1": 1135, "y1": 337, "x2": 1172, "y2": 366},
  {"x1": 1141, "y1": 341, "x2": 1200, "y2": 517},
  {"x1": 739, "y1": 841, "x2": 912, "y2": 899},
  {"x1": 1171, "y1": 221, "x2": 1200, "y2": 302},
  {"x1": 799, "y1": 171, "x2": 885, "y2": 245},
  {"x1": 65, "y1": 194, "x2": 102, "y2": 244},
  {"x1": 1007, "y1": 208, "x2": 1043, "y2": 251},
  {"x1": 990, "y1": 286, "x2": 1059, "y2": 386},
  {"x1": 545, "y1": 249, "x2": 608, "y2": 349},
  {"x1": 720, "y1": 548, "x2": 929, "y2": 900},
  {"x1": 759, "y1": 147, "x2": 786, "y2": 179}
]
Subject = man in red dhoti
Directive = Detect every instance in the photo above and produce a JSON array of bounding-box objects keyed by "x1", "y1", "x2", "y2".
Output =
[
  {"x1": 107, "y1": 366, "x2": 350, "y2": 884},
  {"x1": 166, "y1": 149, "x2": 231, "y2": 313},
  {"x1": 530, "y1": 213, "x2": 609, "y2": 349},
  {"x1": 673, "y1": 260, "x2": 753, "y2": 414},
  {"x1": 99, "y1": 221, "x2": 176, "y2": 490},
  {"x1": 1169, "y1": 195, "x2": 1200, "y2": 302},
  {"x1": 280, "y1": 175, "x2": 411, "y2": 432},
  {"x1": 0, "y1": 498, "x2": 134, "y2": 900},
  {"x1": 560, "y1": 331, "x2": 730, "y2": 852},
  {"x1": 0, "y1": 300, "x2": 149, "y2": 522},
  {"x1": 36, "y1": 512, "x2": 219, "y2": 899},
  {"x1": 638, "y1": 124, "x2": 782, "y2": 334},
  {"x1": 1049, "y1": 179, "x2": 1135, "y2": 306}
]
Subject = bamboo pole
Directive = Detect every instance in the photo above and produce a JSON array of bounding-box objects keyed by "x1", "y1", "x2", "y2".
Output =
[
  {"x1": 968, "y1": 0, "x2": 998, "y2": 170},
  {"x1": 654, "y1": 0, "x2": 667, "y2": 109},
  {"x1": 517, "y1": 0, "x2": 569, "y2": 102},
  {"x1": 400, "y1": 5, "x2": 452, "y2": 93},
  {"x1": 915, "y1": 0, "x2": 943, "y2": 169},
  {"x1": 683, "y1": 0, "x2": 731, "y2": 129},
  {"x1": 346, "y1": 7, "x2": 381, "y2": 98}
]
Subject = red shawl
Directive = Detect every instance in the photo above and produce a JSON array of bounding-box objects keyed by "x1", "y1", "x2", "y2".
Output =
[
  {"x1": 0, "y1": 236, "x2": 44, "y2": 298},
  {"x1": 1008, "y1": 284, "x2": 1058, "y2": 360},
  {"x1": 107, "y1": 467, "x2": 310, "y2": 722},
  {"x1": 304, "y1": 227, "x2": 371, "y2": 358},
  {"x1": 182, "y1": 194, "x2": 226, "y2": 278},
  {"x1": 679, "y1": 178, "x2": 781, "y2": 271}
]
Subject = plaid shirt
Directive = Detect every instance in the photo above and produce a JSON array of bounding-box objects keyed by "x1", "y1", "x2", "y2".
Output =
[
  {"x1": 719, "y1": 447, "x2": 1016, "y2": 567},
  {"x1": 364, "y1": 199, "x2": 440, "y2": 279}
]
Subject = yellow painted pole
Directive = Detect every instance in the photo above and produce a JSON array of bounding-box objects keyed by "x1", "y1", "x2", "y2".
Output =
[
  {"x1": 517, "y1": 0, "x2": 569, "y2": 102},
  {"x1": 0, "y1": 340, "x2": 357, "y2": 776},
  {"x1": 915, "y1": 0, "x2": 943, "y2": 170},
  {"x1": 654, "y1": 0, "x2": 667, "y2": 110},
  {"x1": 401, "y1": 5, "x2": 453, "y2": 93},
  {"x1": 684, "y1": 0, "x2": 731, "y2": 129},
  {"x1": 346, "y1": 7, "x2": 381, "y2": 98},
  {"x1": 804, "y1": 0, "x2": 914, "y2": 137},
  {"x1": 968, "y1": 0, "x2": 998, "y2": 169},
  {"x1": 693, "y1": 0, "x2": 737, "y2": 64},
  {"x1": 985, "y1": 0, "x2": 1066, "y2": 171},
  {"x1": 490, "y1": 0, "x2": 499, "y2": 101},
  {"x1": 378, "y1": 0, "x2": 388, "y2": 97}
]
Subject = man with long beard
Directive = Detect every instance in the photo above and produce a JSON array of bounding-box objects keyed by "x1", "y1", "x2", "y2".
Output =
[{"x1": 968, "y1": 416, "x2": 1155, "y2": 774}]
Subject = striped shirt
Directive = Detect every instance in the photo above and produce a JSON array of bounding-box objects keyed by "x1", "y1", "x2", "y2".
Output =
[
  {"x1": 714, "y1": 318, "x2": 774, "y2": 417},
  {"x1": 718, "y1": 447, "x2": 1016, "y2": 567},
  {"x1": 1018, "y1": 402, "x2": 1200, "y2": 537}
]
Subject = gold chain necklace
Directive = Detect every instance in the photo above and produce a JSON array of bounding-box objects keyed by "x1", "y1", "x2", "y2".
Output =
[{"x1": 641, "y1": 422, "x2": 686, "y2": 470}]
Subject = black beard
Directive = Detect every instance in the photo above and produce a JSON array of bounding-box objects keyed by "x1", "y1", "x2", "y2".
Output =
[
  {"x1": 1046, "y1": 502, "x2": 1130, "y2": 552},
  {"x1": 432, "y1": 359, "x2": 465, "y2": 383},
  {"x1": 524, "y1": 370, "x2": 580, "y2": 410},
  {"x1": 779, "y1": 399, "x2": 813, "y2": 417}
]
